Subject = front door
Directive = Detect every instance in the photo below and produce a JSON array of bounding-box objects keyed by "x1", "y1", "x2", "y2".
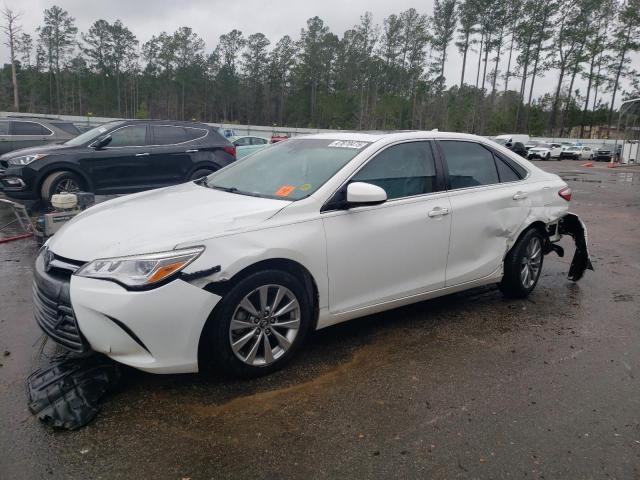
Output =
[
  {"x1": 322, "y1": 141, "x2": 451, "y2": 314},
  {"x1": 148, "y1": 124, "x2": 197, "y2": 186},
  {"x1": 84, "y1": 124, "x2": 152, "y2": 193}
]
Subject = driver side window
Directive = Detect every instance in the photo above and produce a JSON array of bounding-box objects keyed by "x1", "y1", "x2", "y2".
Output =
[
  {"x1": 351, "y1": 142, "x2": 437, "y2": 200},
  {"x1": 108, "y1": 125, "x2": 148, "y2": 147}
]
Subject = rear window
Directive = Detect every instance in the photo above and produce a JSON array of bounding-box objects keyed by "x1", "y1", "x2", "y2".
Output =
[
  {"x1": 11, "y1": 121, "x2": 52, "y2": 135},
  {"x1": 51, "y1": 122, "x2": 80, "y2": 135},
  {"x1": 440, "y1": 141, "x2": 499, "y2": 189}
]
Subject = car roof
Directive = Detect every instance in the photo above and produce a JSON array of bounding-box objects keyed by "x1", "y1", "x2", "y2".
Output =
[{"x1": 296, "y1": 130, "x2": 489, "y2": 143}]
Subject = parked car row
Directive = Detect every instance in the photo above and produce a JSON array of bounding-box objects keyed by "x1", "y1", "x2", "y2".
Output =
[{"x1": 493, "y1": 134, "x2": 621, "y2": 162}]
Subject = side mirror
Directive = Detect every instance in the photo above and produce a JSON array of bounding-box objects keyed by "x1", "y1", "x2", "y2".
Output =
[
  {"x1": 346, "y1": 182, "x2": 387, "y2": 207},
  {"x1": 93, "y1": 135, "x2": 112, "y2": 149}
]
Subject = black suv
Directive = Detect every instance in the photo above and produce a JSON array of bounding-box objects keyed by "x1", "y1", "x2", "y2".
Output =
[{"x1": 0, "y1": 120, "x2": 236, "y2": 201}]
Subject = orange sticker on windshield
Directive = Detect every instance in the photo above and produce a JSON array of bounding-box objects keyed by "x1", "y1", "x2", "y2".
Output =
[{"x1": 275, "y1": 185, "x2": 296, "y2": 197}]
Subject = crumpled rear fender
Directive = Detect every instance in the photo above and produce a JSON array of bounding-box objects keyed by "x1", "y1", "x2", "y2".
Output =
[{"x1": 558, "y1": 213, "x2": 594, "y2": 281}]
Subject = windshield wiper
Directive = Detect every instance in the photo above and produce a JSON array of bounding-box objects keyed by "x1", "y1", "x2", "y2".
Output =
[{"x1": 208, "y1": 185, "x2": 238, "y2": 193}]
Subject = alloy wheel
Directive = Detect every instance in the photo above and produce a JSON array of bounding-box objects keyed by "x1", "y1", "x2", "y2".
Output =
[
  {"x1": 520, "y1": 236, "x2": 542, "y2": 289},
  {"x1": 228, "y1": 284, "x2": 300, "y2": 366},
  {"x1": 55, "y1": 178, "x2": 80, "y2": 194}
]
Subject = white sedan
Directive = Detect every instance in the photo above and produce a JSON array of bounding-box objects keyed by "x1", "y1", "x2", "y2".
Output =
[{"x1": 35, "y1": 132, "x2": 592, "y2": 377}]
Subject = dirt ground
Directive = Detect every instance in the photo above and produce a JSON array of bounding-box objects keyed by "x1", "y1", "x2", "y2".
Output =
[{"x1": 1, "y1": 160, "x2": 639, "y2": 479}]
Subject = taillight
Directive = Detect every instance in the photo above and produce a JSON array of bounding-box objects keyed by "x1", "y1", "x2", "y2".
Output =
[
  {"x1": 558, "y1": 186, "x2": 572, "y2": 201},
  {"x1": 223, "y1": 146, "x2": 236, "y2": 158}
]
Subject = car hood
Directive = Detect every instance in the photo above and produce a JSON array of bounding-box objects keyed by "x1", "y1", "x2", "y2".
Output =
[
  {"x1": 529, "y1": 147, "x2": 550, "y2": 152},
  {"x1": 0, "y1": 143, "x2": 78, "y2": 160},
  {"x1": 48, "y1": 182, "x2": 291, "y2": 261}
]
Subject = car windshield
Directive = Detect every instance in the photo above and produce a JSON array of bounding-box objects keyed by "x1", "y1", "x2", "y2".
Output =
[
  {"x1": 598, "y1": 145, "x2": 611, "y2": 150},
  {"x1": 567, "y1": 147, "x2": 580, "y2": 151},
  {"x1": 536, "y1": 143, "x2": 552, "y2": 148},
  {"x1": 63, "y1": 121, "x2": 125, "y2": 146},
  {"x1": 493, "y1": 138, "x2": 509, "y2": 145},
  {"x1": 203, "y1": 138, "x2": 370, "y2": 200}
]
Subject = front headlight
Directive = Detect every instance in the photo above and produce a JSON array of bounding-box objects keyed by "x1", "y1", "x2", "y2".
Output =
[
  {"x1": 75, "y1": 247, "x2": 204, "y2": 288},
  {"x1": 8, "y1": 153, "x2": 47, "y2": 166}
]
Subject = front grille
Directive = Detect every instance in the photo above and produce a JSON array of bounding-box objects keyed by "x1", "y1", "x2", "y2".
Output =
[{"x1": 33, "y1": 281, "x2": 86, "y2": 352}]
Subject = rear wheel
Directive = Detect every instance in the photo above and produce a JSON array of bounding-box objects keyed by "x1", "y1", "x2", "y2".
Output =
[
  {"x1": 201, "y1": 270, "x2": 313, "y2": 378},
  {"x1": 40, "y1": 171, "x2": 84, "y2": 203},
  {"x1": 500, "y1": 228, "x2": 544, "y2": 299}
]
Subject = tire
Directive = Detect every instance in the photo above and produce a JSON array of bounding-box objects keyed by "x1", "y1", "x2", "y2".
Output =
[
  {"x1": 545, "y1": 153, "x2": 551, "y2": 161},
  {"x1": 499, "y1": 228, "x2": 544, "y2": 299},
  {"x1": 40, "y1": 171, "x2": 84, "y2": 203},
  {"x1": 201, "y1": 270, "x2": 313, "y2": 378},
  {"x1": 189, "y1": 168, "x2": 214, "y2": 181}
]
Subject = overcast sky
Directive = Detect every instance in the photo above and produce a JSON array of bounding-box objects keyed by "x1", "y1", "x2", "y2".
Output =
[{"x1": 1, "y1": 0, "x2": 638, "y2": 108}]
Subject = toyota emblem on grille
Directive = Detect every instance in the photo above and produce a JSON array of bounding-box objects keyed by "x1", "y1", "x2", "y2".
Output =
[{"x1": 43, "y1": 248, "x2": 54, "y2": 272}]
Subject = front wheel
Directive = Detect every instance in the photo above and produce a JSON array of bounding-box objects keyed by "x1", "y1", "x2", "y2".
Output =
[
  {"x1": 40, "y1": 171, "x2": 84, "y2": 203},
  {"x1": 545, "y1": 153, "x2": 551, "y2": 161},
  {"x1": 189, "y1": 168, "x2": 215, "y2": 181},
  {"x1": 499, "y1": 228, "x2": 544, "y2": 299},
  {"x1": 201, "y1": 270, "x2": 313, "y2": 378}
]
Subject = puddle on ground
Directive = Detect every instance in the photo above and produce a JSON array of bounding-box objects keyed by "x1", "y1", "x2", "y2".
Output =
[{"x1": 561, "y1": 170, "x2": 639, "y2": 186}]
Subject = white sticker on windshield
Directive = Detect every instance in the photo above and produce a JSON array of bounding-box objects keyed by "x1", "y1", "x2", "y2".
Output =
[{"x1": 328, "y1": 140, "x2": 369, "y2": 149}]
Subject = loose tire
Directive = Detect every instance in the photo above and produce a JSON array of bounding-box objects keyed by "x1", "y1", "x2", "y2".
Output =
[
  {"x1": 201, "y1": 270, "x2": 313, "y2": 378},
  {"x1": 40, "y1": 171, "x2": 84, "y2": 203},
  {"x1": 499, "y1": 228, "x2": 544, "y2": 299},
  {"x1": 189, "y1": 169, "x2": 214, "y2": 181}
]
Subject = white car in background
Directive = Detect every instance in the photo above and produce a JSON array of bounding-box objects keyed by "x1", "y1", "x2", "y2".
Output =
[
  {"x1": 527, "y1": 142, "x2": 563, "y2": 160},
  {"x1": 230, "y1": 135, "x2": 270, "y2": 159},
  {"x1": 34, "y1": 132, "x2": 592, "y2": 378}
]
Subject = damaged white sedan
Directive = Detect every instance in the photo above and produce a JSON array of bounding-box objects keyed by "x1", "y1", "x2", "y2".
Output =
[{"x1": 34, "y1": 131, "x2": 592, "y2": 377}]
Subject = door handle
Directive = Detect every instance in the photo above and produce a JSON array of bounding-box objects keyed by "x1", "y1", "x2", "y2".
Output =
[
  {"x1": 185, "y1": 149, "x2": 199, "y2": 153},
  {"x1": 428, "y1": 207, "x2": 450, "y2": 218},
  {"x1": 513, "y1": 191, "x2": 528, "y2": 200},
  {"x1": 135, "y1": 152, "x2": 150, "y2": 157}
]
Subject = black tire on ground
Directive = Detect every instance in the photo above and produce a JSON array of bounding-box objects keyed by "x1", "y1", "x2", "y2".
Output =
[
  {"x1": 545, "y1": 153, "x2": 551, "y2": 161},
  {"x1": 40, "y1": 171, "x2": 84, "y2": 202},
  {"x1": 499, "y1": 228, "x2": 545, "y2": 299},
  {"x1": 201, "y1": 269, "x2": 313, "y2": 378},
  {"x1": 189, "y1": 169, "x2": 214, "y2": 181}
]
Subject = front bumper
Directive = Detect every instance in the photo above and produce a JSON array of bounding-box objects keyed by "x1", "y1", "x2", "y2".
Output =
[
  {"x1": 528, "y1": 152, "x2": 549, "y2": 159},
  {"x1": 33, "y1": 249, "x2": 221, "y2": 374},
  {"x1": 0, "y1": 165, "x2": 38, "y2": 198}
]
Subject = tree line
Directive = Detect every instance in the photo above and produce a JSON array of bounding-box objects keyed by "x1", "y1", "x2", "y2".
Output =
[{"x1": 1, "y1": 0, "x2": 639, "y2": 137}]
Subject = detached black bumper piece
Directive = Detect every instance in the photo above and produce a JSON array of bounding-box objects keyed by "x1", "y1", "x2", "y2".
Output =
[
  {"x1": 559, "y1": 213, "x2": 594, "y2": 281},
  {"x1": 26, "y1": 352, "x2": 121, "y2": 430}
]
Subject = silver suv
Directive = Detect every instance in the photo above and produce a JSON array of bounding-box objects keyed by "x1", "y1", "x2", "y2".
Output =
[{"x1": 0, "y1": 117, "x2": 80, "y2": 155}]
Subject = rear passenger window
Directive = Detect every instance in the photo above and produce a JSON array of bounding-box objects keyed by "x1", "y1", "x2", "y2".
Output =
[
  {"x1": 440, "y1": 141, "x2": 499, "y2": 189},
  {"x1": 51, "y1": 122, "x2": 80, "y2": 135},
  {"x1": 251, "y1": 137, "x2": 267, "y2": 145},
  {"x1": 152, "y1": 125, "x2": 189, "y2": 145},
  {"x1": 495, "y1": 157, "x2": 520, "y2": 182},
  {"x1": 351, "y1": 142, "x2": 437, "y2": 200},
  {"x1": 12, "y1": 121, "x2": 51, "y2": 135},
  {"x1": 0, "y1": 121, "x2": 9, "y2": 135}
]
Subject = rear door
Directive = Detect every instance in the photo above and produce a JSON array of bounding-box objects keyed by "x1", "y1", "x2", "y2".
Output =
[
  {"x1": 438, "y1": 140, "x2": 531, "y2": 286},
  {"x1": 10, "y1": 121, "x2": 53, "y2": 151},
  {"x1": 149, "y1": 125, "x2": 205, "y2": 185},
  {"x1": 85, "y1": 124, "x2": 152, "y2": 193}
]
